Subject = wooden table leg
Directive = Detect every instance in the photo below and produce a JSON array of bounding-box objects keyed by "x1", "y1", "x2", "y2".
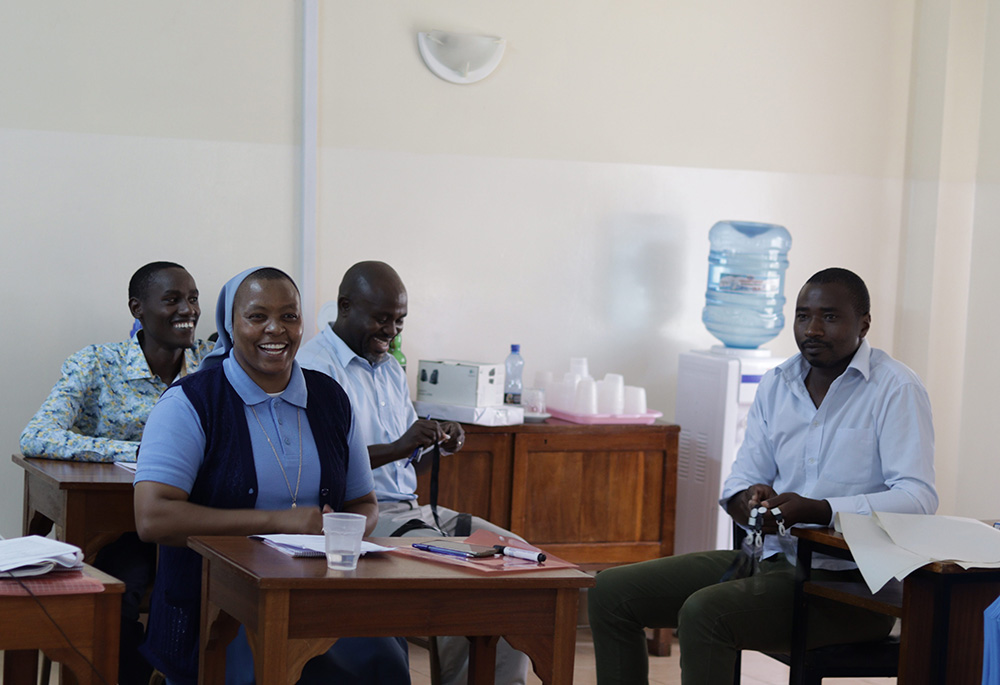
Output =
[
  {"x1": 646, "y1": 627, "x2": 672, "y2": 656},
  {"x1": 467, "y1": 635, "x2": 499, "y2": 685},
  {"x1": 506, "y1": 588, "x2": 582, "y2": 685},
  {"x1": 200, "y1": 605, "x2": 239, "y2": 684},
  {"x1": 248, "y1": 604, "x2": 291, "y2": 685},
  {"x1": 898, "y1": 570, "x2": 1000, "y2": 684},
  {"x1": 550, "y1": 588, "x2": 580, "y2": 685},
  {"x1": 3, "y1": 649, "x2": 39, "y2": 684},
  {"x1": 248, "y1": 590, "x2": 333, "y2": 685}
]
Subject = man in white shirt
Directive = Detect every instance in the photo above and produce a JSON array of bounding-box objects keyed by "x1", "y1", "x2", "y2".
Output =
[
  {"x1": 589, "y1": 267, "x2": 937, "y2": 685},
  {"x1": 298, "y1": 261, "x2": 529, "y2": 685}
]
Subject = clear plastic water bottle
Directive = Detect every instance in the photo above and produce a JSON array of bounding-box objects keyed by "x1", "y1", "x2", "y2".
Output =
[
  {"x1": 702, "y1": 221, "x2": 792, "y2": 349},
  {"x1": 504, "y1": 344, "x2": 524, "y2": 405}
]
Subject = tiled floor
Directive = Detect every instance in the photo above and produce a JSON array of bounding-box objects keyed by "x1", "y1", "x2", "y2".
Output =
[
  {"x1": 0, "y1": 631, "x2": 895, "y2": 683},
  {"x1": 408, "y1": 628, "x2": 897, "y2": 685}
]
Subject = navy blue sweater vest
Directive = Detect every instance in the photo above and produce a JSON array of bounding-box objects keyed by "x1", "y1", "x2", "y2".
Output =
[{"x1": 141, "y1": 363, "x2": 352, "y2": 684}]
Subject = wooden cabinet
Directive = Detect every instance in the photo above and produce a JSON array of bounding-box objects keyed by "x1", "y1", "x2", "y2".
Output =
[{"x1": 416, "y1": 421, "x2": 678, "y2": 568}]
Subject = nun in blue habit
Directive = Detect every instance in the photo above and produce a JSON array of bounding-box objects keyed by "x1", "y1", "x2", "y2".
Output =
[{"x1": 133, "y1": 266, "x2": 410, "y2": 685}]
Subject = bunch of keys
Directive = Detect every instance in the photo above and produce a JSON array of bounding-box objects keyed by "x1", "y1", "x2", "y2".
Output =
[
  {"x1": 747, "y1": 506, "x2": 765, "y2": 547},
  {"x1": 748, "y1": 505, "x2": 792, "y2": 565},
  {"x1": 771, "y1": 506, "x2": 788, "y2": 536},
  {"x1": 720, "y1": 503, "x2": 793, "y2": 583}
]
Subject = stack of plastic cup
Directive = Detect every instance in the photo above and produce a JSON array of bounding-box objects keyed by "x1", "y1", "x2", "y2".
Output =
[
  {"x1": 574, "y1": 378, "x2": 598, "y2": 414},
  {"x1": 597, "y1": 374, "x2": 625, "y2": 415},
  {"x1": 569, "y1": 357, "x2": 591, "y2": 380},
  {"x1": 624, "y1": 386, "x2": 647, "y2": 415},
  {"x1": 532, "y1": 360, "x2": 648, "y2": 417}
]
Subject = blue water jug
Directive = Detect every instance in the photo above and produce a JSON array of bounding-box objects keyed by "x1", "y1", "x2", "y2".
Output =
[{"x1": 702, "y1": 221, "x2": 792, "y2": 349}]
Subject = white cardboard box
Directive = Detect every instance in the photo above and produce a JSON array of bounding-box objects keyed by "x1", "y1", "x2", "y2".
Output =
[
  {"x1": 413, "y1": 400, "x2": 524, "y2": 426},
  {"x1": 416, "y1": 360, "x2": 505, "y2": 407}
]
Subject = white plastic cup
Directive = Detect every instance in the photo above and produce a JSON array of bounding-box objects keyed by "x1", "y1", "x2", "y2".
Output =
[
  {"x1": 569, "y1": 357, "x2": 590, "y2": 379},
  {"x1": 574, "y1": 378, "x2": 599, "y2": 415},
  {"x1": 522, "y1": 387, "x2": 546, "y2": 414},
  {"x1": 624, "y1": 386, "x2": 647, "y2": 416},
  {"x1": 550, "y1": 380, "x2": 573, "y2": 411},
  {"x1": 323, "y1": 512, "x2": 366, "y2": 571},
  {"x1": 598, "y1": 374, "x2": 625, "y2": 415},
  {"x1": 563, "y1": 372, "x2": 581, "y2": 388}
]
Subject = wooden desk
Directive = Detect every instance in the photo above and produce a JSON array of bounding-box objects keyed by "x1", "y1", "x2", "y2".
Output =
[
  {"x1": 12, "y1": 454, "x2": 136, "y2": 560},
  {"x1": 416, "y1": 420, "x2": 679, "y2": 568},
  {"x1": 792, "y1": 527, "x2": 1000, "y2": 684},
  {"x1": 190, "y1": 536, "x2": 594, "y2": 685},
  {"x1": 1, "y1": 564, "x2": 124, "y2": 685}
]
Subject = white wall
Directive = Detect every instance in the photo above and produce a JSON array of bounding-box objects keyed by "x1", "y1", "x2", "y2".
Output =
[
  {"x1": 312, "y1": 0, "x2": 916, "y2": 411},
  {"x1": 4, "y1": 0, "x2": 993, "y2": 537},
  {"x1": 315, "y1": 149, "x2": 905, "y2": 421},
  {"x1": 0, "y1": 1, "x2": 302, "y2": 538},
  {"x1": 956, "y1": 0, "x2": 1000, "y2": 519}
]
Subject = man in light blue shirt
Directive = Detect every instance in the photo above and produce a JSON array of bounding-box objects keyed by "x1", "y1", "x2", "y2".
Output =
[
  {"x1": 298, "y1": 260, "x2": 529, "y2": 685},
  {"x1": 589, "y1": 268, "x2": 937, "y2": 685}
]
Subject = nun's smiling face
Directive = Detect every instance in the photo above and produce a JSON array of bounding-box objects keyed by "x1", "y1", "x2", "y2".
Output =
[{"x1": 231, "y1": 276, "x2": 303, "y2": 393}]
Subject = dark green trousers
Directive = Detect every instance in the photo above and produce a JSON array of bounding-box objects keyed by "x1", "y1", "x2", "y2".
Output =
[{"x1": 588, "y1": 550, "x2": 895, "y2": 685}]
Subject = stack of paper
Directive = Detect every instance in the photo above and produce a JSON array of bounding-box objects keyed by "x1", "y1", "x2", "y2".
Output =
[
  {"x1": 0, "y1": 536, "x2": 84, "y2": 578},
  {"x1": 249, "y1": 534, "x2": 393, "y2": 558},
  {"x1": 837, "y1": 512, "x2": 1000, "y2": 593}
]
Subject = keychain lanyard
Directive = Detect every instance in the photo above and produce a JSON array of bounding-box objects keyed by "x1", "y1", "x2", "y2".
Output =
[{"x1": 747, "y1": 505, "x2": 790, "y2": 551}]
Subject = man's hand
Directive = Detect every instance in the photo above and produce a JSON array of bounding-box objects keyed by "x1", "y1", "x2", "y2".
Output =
[
  {"x1": 440, "y1": 421, "x2": 465, "y2": 453},
  {"x1": 726, "y1": 484, "x2": 777, "y2": 526},
  {"x1": 368, "y1": 419, "x2": 466, "y2": 470},
  {"x1": 760, "y1": 492, "x2": 832, "y2": 530},
  {"x1": 395, "y1": 419, "x2": 446, "y2": 456}
]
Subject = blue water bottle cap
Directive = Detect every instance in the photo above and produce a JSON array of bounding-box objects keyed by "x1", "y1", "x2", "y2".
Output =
[{"x1": 511, "y1": 344, "x2": 520, "y2": 353}]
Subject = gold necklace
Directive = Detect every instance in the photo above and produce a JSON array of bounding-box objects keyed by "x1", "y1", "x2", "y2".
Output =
[{"x1": 250, "y1": 404, "x2": 303, "y2": 508}]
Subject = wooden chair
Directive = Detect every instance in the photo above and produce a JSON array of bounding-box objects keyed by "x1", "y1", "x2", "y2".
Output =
[{"x1": 731, "y1": 523, "x2": 899, "y2": 685}]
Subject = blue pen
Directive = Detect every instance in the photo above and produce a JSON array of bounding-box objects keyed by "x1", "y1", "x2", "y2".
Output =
[{"x1": 405, "y1": 415, "x2": 434, "y2": 466}]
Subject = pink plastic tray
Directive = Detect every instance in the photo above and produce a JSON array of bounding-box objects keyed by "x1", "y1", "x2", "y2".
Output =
[{"x1": 546, "y1": 408, "x2": 663, "y2": 425}]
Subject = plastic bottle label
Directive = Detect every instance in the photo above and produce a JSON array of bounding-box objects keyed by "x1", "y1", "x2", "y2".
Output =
[
  {"x1": 718, "y1": 274, "x2": 779, "y2": 294},
  {"x1": 504, "y1": 392, "x2": 521, "y2": 405}
]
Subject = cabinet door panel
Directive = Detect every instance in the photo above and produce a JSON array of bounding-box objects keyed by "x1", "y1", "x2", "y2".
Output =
[
  {"x1": 414, "y1": 433, "x2": 513, "y2": 528},
  {"x1": 512, "y1": 448, "x2": 663, "y2": 544},
  {"x1": 416, "y1": 422, "x2": 677, "y2": 567}
]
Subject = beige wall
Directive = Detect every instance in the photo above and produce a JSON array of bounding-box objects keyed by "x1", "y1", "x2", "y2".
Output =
[
  {"x1": 1, "y1": 0, "x2": 993, "y2": 537},
  {"x1": 321, "y1": 1, "x2": 913, "y2": 176},
  {"x1": 0, "y1": 0, "x2": 303, "y2": 537},
  {"x1": 956, "y1": 0, "x2": 1000, "y2": 519}
]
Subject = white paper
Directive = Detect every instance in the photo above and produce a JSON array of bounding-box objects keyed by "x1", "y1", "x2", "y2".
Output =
[
  {"x1": 0, "y1": 535, "x2": 84, "y2": 577},
  {"x1": 250, "y1": 534, "x2": 394, "y2": 558},
  {"x1": 874, "y1": 512, "x2": 1000, "y2": 564},
  {"x1": 837, "y1": 513, "x2": 928, "y2": 593},
  {"x1": 837, "y1": 512, "x2": 1000, "y2": 594},
  {"x1": 115, "y1": 461, "x2": 138, "y2": 472}
]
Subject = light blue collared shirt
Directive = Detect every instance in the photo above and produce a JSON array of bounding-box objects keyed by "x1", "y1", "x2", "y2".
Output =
[
  {"x1": 721, "y1": 339, "x2": 938, "y2": 566},
  {"x1": 297, "y1": 325, "x2": 418, "y2": 502},
  {"x1": 135, "y1": 356, "x2": 374, "y2": 507}
]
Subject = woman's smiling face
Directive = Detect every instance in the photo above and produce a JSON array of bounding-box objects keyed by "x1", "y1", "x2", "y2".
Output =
[{"x1": 231, "y1": 274, "x2": 302, "y2": 393}]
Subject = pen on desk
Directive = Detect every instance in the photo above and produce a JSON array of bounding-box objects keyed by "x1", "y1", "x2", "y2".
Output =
[{"x1": 494, "y1": 545, "x2": 546, "y2": 563}]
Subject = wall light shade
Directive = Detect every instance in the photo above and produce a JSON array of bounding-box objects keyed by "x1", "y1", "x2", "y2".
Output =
[{"x1": 417, "y1": 30, "x2": 506, "y2": 84}]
